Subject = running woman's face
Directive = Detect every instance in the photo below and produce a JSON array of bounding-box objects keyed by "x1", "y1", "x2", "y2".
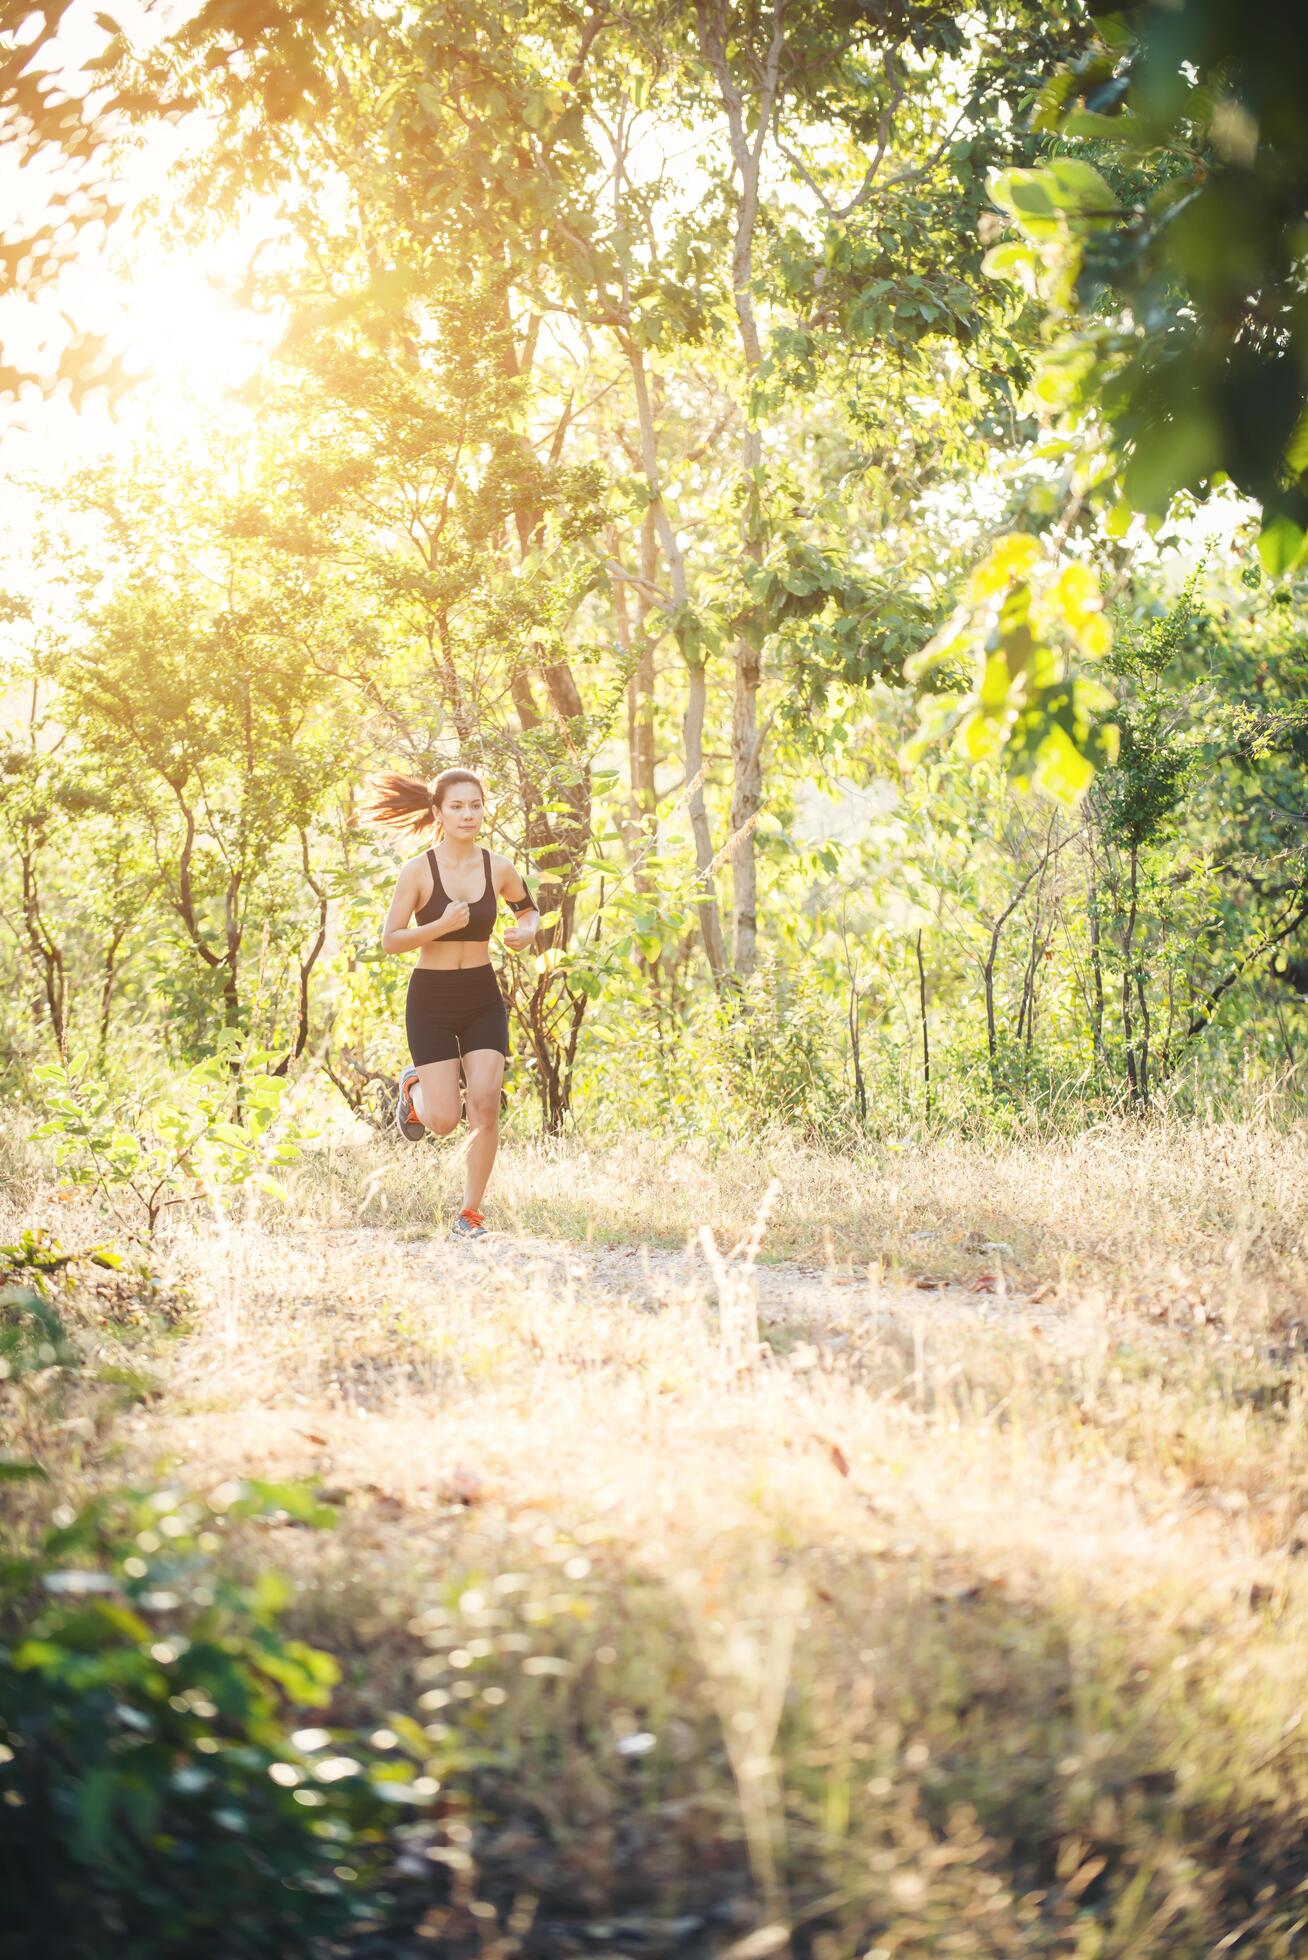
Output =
[{"x1": 438, "y1": 785, "x2": 485, "y2": 840}]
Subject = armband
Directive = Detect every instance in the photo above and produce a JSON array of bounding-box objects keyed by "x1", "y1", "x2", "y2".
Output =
[{"x1": 508, "y1": 888, "x2": 536, "y2": 914}]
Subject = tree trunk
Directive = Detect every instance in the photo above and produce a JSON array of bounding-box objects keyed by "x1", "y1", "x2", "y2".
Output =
[
  {"x1": 631, "y1": 507, "x2": 658, "y2": 822},
  {"x1": 683, "y1": 654, "x2": 730, "y2": 982},
  {"x1": 1121, "y1": 846, "x2": 1141, "y2": 1104},
  {"x1": 696, "y1": 0, "x2": 784, "y2": 980},
  {"x1": 625, "y1": 335, "x2": 729, "y2": 982},
  {"x1": 915, "y1": 929, "x2": 931, "y2": 1125},
  {"x1": 20, "y1": 838, "x2": 67, "y2": 1056},
  {"x1": 97, "y1": 920, "x2": 128, "y2": 1067},
  {"x1": 1087, "y1": 844, "x2": 1107, "y2": 1071},
  {"x1": 286, "y1": 829, "x2": 329, "y2": 1068},
  {"x1": 730, "y1": 591, "x2": 763, "y2": 977}
]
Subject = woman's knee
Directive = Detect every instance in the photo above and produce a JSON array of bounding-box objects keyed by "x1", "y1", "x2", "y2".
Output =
[
  {"x1": 465, "y1": 1096, "x2": 500, "y2": 1134},
  {"x1": 425, "y1": 1109, "x2": 460, "y2": 1137}
]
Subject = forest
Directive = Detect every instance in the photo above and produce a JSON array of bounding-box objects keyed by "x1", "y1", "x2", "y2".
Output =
[
  {"x1": 0, "y1": 0, "x2": 1302, "y2": 1137},
  {"x1": 2, "y1": 1, "x2": 1308, "y2": 1955}
]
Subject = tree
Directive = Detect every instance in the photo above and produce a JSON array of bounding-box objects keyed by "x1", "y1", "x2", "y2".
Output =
[
  {"x1": 1086, "y1": 563, "x2": 1308, "y2": 1101},
  {"x1": 120, "y1": 0, "x2": 1090, "y2": 983},
  {"x1": 36, "y1": 446, "x2": 350, "y2": 1066},
  {"x1": 985, "y1": 0, "x2": 1308, "y2": 566},
  {"x1": 232, "y1": 290, "x2": 613, "y2": 1129},
  {"x1": 0, "y1": 0, "x2": 339, "y2": 397}
]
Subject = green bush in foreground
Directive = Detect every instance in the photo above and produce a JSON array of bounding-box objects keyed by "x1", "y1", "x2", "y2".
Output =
[
  {"x1": 29, "y1": 1050, "x2": 312, "y2": 1238},
  {"x1": 0, "y1": 1479, "x2": 415, "y2": 1959}
]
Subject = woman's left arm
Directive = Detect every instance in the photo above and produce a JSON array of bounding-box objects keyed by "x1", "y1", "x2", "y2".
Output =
[{"x1": 496, "y1": 855, "x2": 540, "y2": 951}]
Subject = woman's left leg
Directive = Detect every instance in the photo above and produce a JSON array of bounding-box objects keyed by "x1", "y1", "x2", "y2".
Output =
[{"x1": 460, "y1": 1047, "x2": 506, "y2": 1215}]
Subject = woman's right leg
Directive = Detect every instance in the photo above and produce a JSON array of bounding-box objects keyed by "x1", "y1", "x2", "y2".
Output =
[
  {"x1": 413, "y1": 1058, "x2": 463, "y2": 1136},
  {"x1": 406, "y1": 972, "x2": 462, "y2": 1134}
]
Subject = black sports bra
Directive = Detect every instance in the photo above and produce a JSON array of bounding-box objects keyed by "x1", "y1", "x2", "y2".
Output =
[{"x1": 415, "y1": 847, "x2": 498, "y2": 941}]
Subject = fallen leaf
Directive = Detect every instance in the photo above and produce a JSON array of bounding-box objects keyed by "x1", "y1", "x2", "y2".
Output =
[
  {"x1": 1063, "y1": 1855, "x2": 1107, "y2": 1901},
  {"x1": 815, "y1": 1436, "x2": 851, "y2": 1478}
]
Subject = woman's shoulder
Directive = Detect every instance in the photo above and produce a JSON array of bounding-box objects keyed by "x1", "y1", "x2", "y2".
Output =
[
  {"x1": 486, "y1": 848, "x2": 516, "y2": 883},
  {"x1": 398, "y1": 847, "x2": 435, "y2": 880}
]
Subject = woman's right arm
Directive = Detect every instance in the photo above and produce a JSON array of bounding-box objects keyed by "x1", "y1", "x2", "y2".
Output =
[{"x1": 381, "y1": 862, "x2": 466, "y2": 954}]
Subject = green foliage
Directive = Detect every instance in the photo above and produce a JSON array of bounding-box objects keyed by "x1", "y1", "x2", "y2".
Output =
[
  {"x1": 0, "y1": 1287, "x2": 76, "y2": 1383},
  {"x1": 904, "y1": 533, "x2": 1119, "y2": 802},
  {"x1": 1082, "y1": 564, "x2": 1308, "y2": 1102},
  {"x1": 0, "y1": 1480, "x2": 404, "y2": 1957},
  {"x1": 0, "y1": 1227, "x2": 121, "y2": 1295},
  {"x1": 29, "y1": 1050, "x2": 311, "y2": 1237},
  {"x1": 1095, "y1": 704, "x2": 1193, "y2": 854},
  {"x1": 2, "y1": 0, "x2": 1305, "y2": 1142},
  {"x1": 987, "y1": 0, "x2": 1308, "y2": 561},
  {"x1": 712, "y1": 958, "x2": 848, "y2": 1142}
]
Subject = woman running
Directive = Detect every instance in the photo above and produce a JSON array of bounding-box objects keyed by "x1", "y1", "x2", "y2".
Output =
[{"x1": 367, "y1": 767, "x2": 539, "y2": 1240}]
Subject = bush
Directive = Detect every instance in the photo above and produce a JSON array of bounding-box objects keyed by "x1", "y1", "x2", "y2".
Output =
[
  {"x1": 0, "y1": 1479, "x2": 415, "y2": 1959},
  {"x1": 29, "y1": 1050, "x2": 314, "y2": 1237},
  {"x1": 710, "y1": 958, "x2": 848, "y2": 1141}
]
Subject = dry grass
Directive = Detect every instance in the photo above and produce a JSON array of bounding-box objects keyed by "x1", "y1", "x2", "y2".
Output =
[
  {"x1": 5, "y1": 1117, "x2": 1308, "y2": 1955},
  {"x1": 279, "y1": 1114, "x2": 1308, "y2": 1327}
]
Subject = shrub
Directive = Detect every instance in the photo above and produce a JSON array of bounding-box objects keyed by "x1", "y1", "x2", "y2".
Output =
[
  {"x1": 29, "y1": 1050, "x2": 314, "y2": 1237},
  {"x1": 0, "y1": 1479, "x2": 414, "y2": 1958}
]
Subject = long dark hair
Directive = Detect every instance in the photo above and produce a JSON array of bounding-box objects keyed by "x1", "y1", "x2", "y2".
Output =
[{"x1": 361, "y1": 768, "x2": 486, "y2": 838}]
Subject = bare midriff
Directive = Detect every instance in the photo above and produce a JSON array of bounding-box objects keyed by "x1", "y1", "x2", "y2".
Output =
[{"x1": 417, "y1": 939, "x2": 493, "y2": 972}]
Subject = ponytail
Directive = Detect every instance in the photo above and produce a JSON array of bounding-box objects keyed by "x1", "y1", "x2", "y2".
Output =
[
  {"x1": 361, "y1": 767, "x2": 486, "y2": 838},
  {"x1": 360, "y1": 772, "x2": 437, "y2": 836}
]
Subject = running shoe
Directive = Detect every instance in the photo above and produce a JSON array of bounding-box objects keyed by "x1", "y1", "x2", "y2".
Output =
[
  {"x1": 394, "y1": 1065, "x2": 425, "y2": 1142},
  {"x1": 451, "y1": 1206, "x2": 488, "y2": 1241}
]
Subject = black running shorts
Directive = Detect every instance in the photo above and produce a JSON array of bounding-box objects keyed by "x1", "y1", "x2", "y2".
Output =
[{"x1": 405, "y1": 965, "x2": 510, "y2": 1066}]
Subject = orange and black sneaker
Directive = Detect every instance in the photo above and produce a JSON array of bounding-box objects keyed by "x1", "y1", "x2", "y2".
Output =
[
  {"x1": 451, "y1": 1206, "x2": 488, "y2": 1241},
  {"x1": 395, "y1": 1065, "x2": 425, "y2": 1142}
]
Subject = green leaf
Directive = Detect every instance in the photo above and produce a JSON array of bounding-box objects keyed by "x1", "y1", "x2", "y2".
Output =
[
  {"x1": 1257, "y1": 514, "x2": 1306, "y2": 577},
  {"x1": 1284, "y1": 403, "x2": 1308, "y2": 479},
  {"x1": 1034, "y1": 724, "x2": 1096, "y2": 804},
  {"x1": 73, "y1": 1766, "x2": 119, "y2": 1862},
  {"x1": 1061, "y1": 108, "x2": 1137, "y2": 140},
  {"x1": 1042, "y1": 159, "x2": 1118, "y2": 215},
  {"x1": 239, "y1": 1481, "x2": 340, "y2": 1529},
  {"x1": 980, "y1": 241, "x2": 1034, "y2": 283}
]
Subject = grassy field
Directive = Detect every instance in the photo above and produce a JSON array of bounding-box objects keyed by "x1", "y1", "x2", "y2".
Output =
[{"x1": 5, "y1": 1117, "x2": 1308, "y2": 1956}]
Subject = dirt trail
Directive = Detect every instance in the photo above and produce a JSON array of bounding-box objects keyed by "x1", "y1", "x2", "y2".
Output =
[
  {"x1": 136, "y1": 1221, "x2": 1092, "y2": 1523},
  {"x1": 396, "y1": 1226, "x2": 1084, "y2": 1347}
]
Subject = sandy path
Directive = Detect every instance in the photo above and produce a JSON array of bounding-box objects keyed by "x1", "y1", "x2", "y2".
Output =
[{"x1": 360, "y1": 1225, "x2": 1082, "y2": 1346}]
